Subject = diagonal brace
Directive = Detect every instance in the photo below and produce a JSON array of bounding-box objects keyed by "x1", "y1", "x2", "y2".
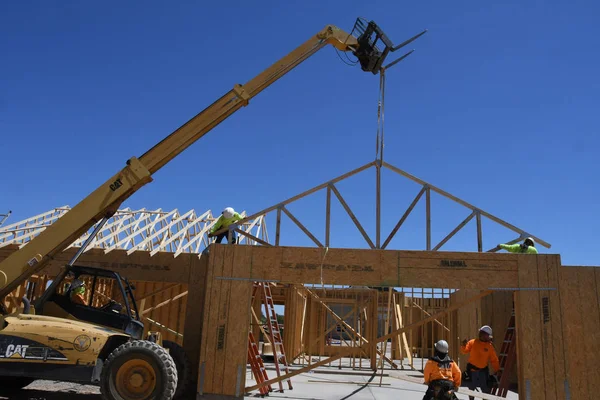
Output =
[{"x1": 329, "y1": 183, "x2": 375, "y2": 249}]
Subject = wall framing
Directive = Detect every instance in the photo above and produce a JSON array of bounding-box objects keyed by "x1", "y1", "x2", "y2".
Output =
[{"x1": 195, "y1": 244, "x2": 598, "y2": 400}]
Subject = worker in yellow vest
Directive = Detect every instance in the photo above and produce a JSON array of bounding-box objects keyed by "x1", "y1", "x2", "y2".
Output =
[
  {"x1": 208, "y1": 207, "x2": 243, "y2": 244},
  {"x1": 498, "y1": 237, "x2": 538, "y2": 254}
]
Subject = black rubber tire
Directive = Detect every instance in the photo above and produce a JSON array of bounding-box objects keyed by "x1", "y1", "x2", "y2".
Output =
[
  {"x1": 0, "y1": 376, "x2": 34, "y2": 390},
  {"x1": 100, "y1": 340, "x2": 178, "y2": 400},
  {"x1": 162, "y1": 340, "x2": 191, "y2": 399}
]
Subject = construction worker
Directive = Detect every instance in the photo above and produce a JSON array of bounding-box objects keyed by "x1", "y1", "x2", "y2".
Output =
[
  {"x1": 423, "y1": 340, "x2": 461, "y2": 400},
  {"x1": 69, "y1": 279, "x2": 87, "y2": 305},
  {"x1": 498, "y1": 237, "x2": 538, "y2": 254},
  {"x1": 208, "y1": 207, "x2": 243, "y2": 244},
  {"x1": 460, "y1": 325, "x2": 500, "y2": 399}
]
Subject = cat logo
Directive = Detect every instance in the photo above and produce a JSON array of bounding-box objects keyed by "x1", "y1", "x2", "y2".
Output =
[
  {"x1": 5, "y1": 344, "x2": 29, "y2": 358},
  {"x1": 73, "y1": 335, "x2": 91, "y2": 352},
  {"x1": 109, "y1": 178, "x2": 123, "y2": 191}
]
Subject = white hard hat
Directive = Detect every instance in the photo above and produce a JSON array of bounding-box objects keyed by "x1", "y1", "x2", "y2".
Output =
[
  {"x1": 222, "y1": 207, "x2": 235, "y2": 219},
  {"x1": 70, "y1": 279, "x2": 85, "y2": 290},
  {"x1": 480, "y1": 325, "x2": 493, "y2": 336},
  {"x1": 434, "y1": 340, "x2": 449, "y2": 354},
  {"x1": 524, "y1": 237, "x2": 535, "y2": 246}
]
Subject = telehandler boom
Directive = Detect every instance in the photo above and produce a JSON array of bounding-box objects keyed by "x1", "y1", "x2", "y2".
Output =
[{"x1": 0, "y1": 19, "x2": 422, "y2": 300}]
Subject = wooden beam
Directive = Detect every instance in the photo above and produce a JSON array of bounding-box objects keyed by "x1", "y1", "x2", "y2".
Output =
[
  {"x1": 426, "y1": 186, "x2": 431, "y2": 251},
  {"x1": 141, "y1": 291, "x2": 188, "y2": 315},
  {"x1": 394, "y1": 296, "x2": 411, "y2": 364},
  {"x1": 329, "y1": 183, "x2": 375, "y2": 249},
  {"x1": 325, "y1": 186, "x2": 331, "y2": 248},
  {"x1": 281, "y1": 206, "x2": 323, "y2": 247},
  {"x1": 379, "y1": 287, "x2": 393, "y2": 385},
  {"x1": 382, "y1": 161, "x2": 551, "y2": 249},
  {"x1": 382, "y1": 186, "x2": 426, "y2": 249},
  {"x1": 476, "y1": 211, "x2": 483, "y2": 252},
  {"x1": 433, "y1": 211, "x2": 476, "y2": 251},
  {"x1": 233, "y1": 229, "x2": 272, "y2": 247},
  {"x1": 275, "y1": 207, "x2": 281, "y2": 246}
]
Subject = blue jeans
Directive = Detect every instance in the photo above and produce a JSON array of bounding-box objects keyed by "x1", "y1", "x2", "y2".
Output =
[
  {"x1": 466, "y1": 366, "x2": 490, "y2": 399},
  {"x1": 214, "y1": 229, "x2": 237, "y2": 244}
]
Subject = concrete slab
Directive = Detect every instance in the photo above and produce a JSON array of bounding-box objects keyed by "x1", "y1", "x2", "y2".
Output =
[
  {"x1": 247, "y1": 357, "x2": 518, "y2": 400},
  {"x1": 0, "y1": 358, "x2": 518, "y2": 400}
]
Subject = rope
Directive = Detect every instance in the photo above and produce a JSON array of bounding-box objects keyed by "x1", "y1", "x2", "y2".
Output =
[{"x1": 375, "y1": 68, "x2": 386, "y2": 161}]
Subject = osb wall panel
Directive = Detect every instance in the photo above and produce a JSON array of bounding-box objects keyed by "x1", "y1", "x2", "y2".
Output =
[
  {"x1": 558, "y1": 265, "x2": 600, "y2": 400},
  {"x1": 133, "y1": 281, "x2": 188, "y2": 345},
  {"x1": 198, "y1": 245, "x2": 253, "y2": 397},
  {"x1": 228, "y1": 246, "x2": 519, "y2": 289},
  {"x1": 0, "y1": 245, "x2": 193, "y2": 284}
]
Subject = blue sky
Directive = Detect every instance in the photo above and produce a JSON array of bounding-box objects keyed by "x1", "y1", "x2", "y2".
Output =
[{"x1": 1, "y1": 1, "x2": 599, "y2": 267}]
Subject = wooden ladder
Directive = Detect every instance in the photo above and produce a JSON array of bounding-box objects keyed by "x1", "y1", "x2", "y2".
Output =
[
  {"x1": 248, "y1": 331, "x2": 271, "y2": 396},
  {"x1": 254, "y1": 282, "x2": 293, "y2": 392},
  {"x1": 491, "y1": 309, "x2": 517, "y2": 397}
]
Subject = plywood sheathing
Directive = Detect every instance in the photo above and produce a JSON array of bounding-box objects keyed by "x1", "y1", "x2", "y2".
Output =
[
  {"x1": 557, "y1": 265, "x2": 600, "y2": 400},
  {"x1": 0, "y1": 245, "x2": 192, "y2": 283},
  {"x1": 198, "y1": 245, "x2": 253, "y2": 398},
  {"x1": 226, "y1": 246, "x2": 519, "y2": 288}
]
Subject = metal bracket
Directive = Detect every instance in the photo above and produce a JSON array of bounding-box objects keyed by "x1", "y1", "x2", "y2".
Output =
[{"x1": 233, "y1": 84, "x2": 250, "y2": 106}]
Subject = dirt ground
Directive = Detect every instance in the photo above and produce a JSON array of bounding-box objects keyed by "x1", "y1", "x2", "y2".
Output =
[{"x1": 0, "y1": 380, "x2": 101, "y2": 400}]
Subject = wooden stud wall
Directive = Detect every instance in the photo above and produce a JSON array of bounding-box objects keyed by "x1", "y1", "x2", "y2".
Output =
[
  {"x1": 3, "y1": 241, "x2": 598, "y2": 400},
  {"x1": 449, "y1": 289, "x2": 517, "y2": 385},
  {"x1": 202, "y1": 245, "x2": 599, "y2": 400}
]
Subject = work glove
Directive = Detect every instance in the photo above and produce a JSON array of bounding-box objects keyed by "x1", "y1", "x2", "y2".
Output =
[{"x1": 461, "y1": 338, "x2": 468, "y2": 346}]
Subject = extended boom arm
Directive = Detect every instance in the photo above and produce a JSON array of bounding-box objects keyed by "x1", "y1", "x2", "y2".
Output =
[{"x1": 0, "y1": 19, "x2": 415, "y2": 300}]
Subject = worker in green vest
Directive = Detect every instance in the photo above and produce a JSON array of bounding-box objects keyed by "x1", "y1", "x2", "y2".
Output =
[
  {"x1": 208, "y1": 207, "x2": 243, "y2": 244},
  {"x1": 498, "y1": 237, "x2": 538, "y2": 254}
]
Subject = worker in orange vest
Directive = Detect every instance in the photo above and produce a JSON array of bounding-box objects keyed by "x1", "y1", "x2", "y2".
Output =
[
  {"x1": 460, "y1": 325, "x2": 500, "y2": 399},
  {"x1": 422, "y1": 340, "x2": 461, "y2": 399}
]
